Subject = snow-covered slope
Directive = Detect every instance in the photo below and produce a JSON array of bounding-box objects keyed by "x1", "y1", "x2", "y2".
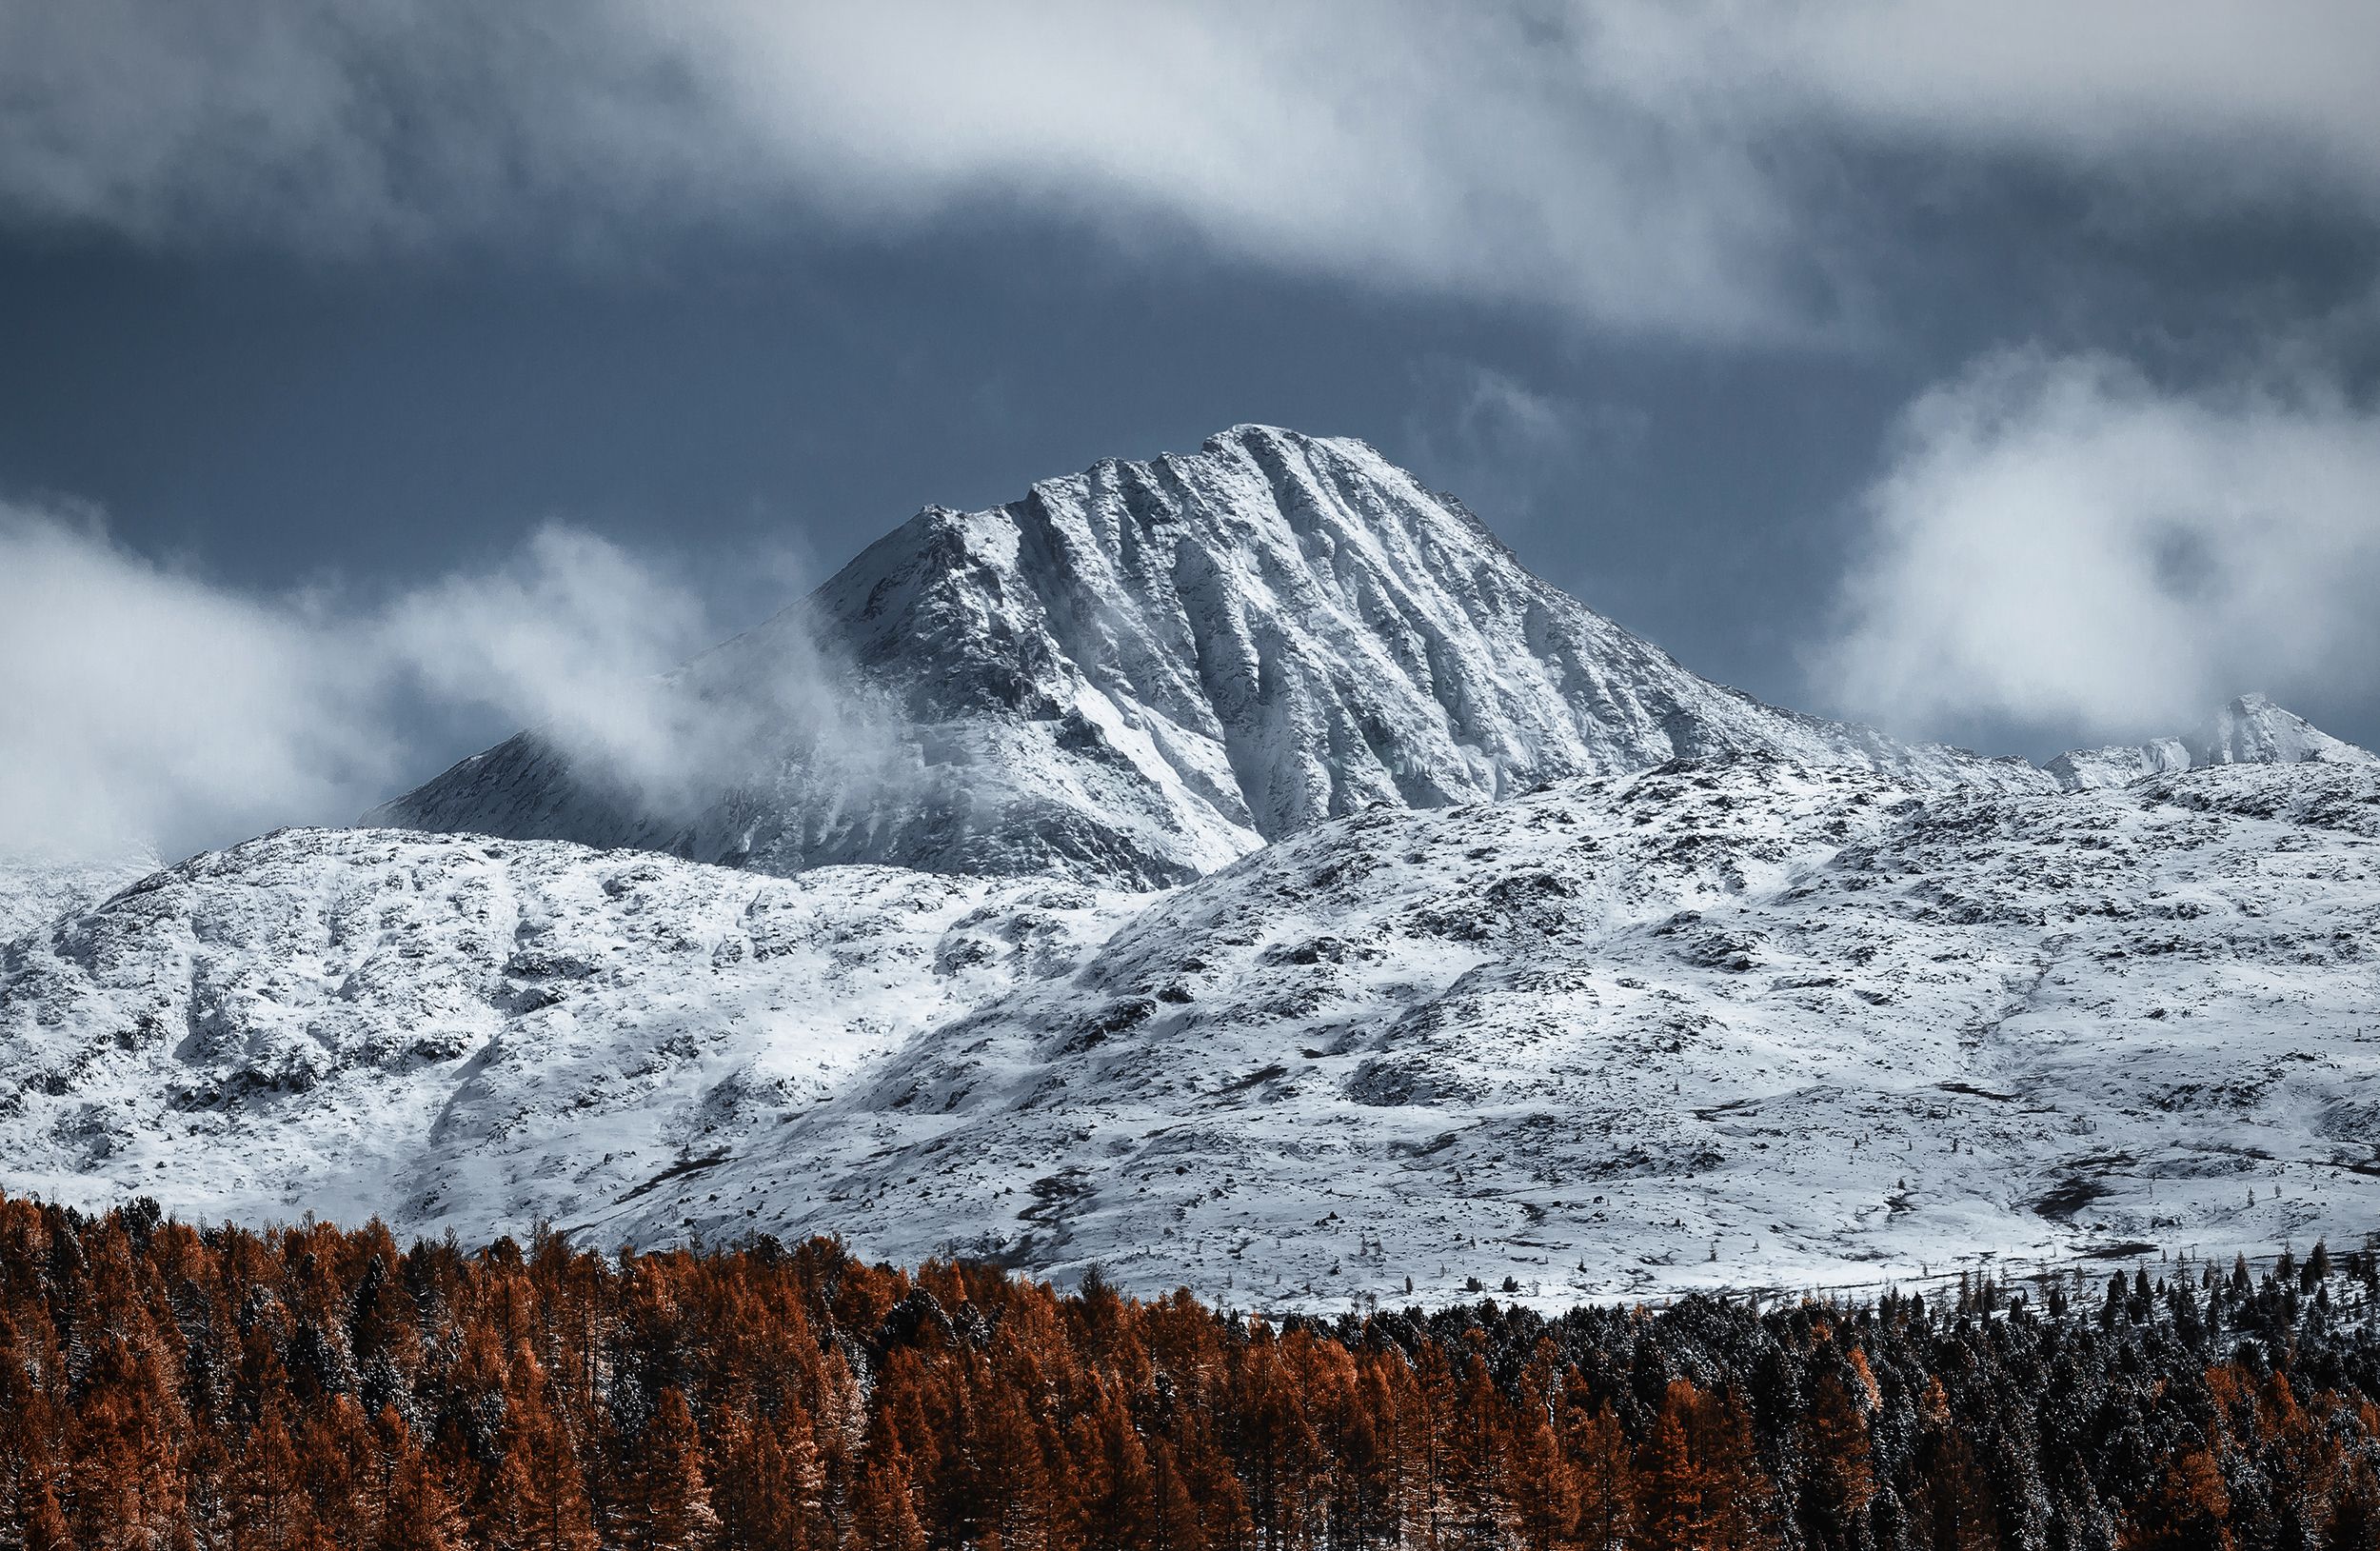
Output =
[
  {"x1": 10, "y1": 758, "x2": 2380, "y2": 1307},
  {"x1": 0, "y1": 850, "x2": 157, "y2": 945},
  {"x1": 373, "y1": 426, "x2": 2047, "y2": 886},
  {"x1": 585, "y1": 755, "x2": 2380, "y2": 1304},
  {"x1": 2050, "y1": 693, "x2": 2376, "y2": 790},
  {"x1": 0, "y1": 829, "x2": 1143, "y2": 1237}
]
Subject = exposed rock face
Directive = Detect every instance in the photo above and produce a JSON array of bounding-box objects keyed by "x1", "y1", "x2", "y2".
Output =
[{"x1": 372, "y1": 426, "x2": 2047, "y2": 886}]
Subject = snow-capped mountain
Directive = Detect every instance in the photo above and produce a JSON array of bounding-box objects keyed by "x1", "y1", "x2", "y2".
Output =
[
  {"x1": 373, "y1": 426, "x2": 2047, "y2": 887},
  {"x1": 6, "y1": 425, "x2": 2377, "y2": 1307},
  {"x1": 2049, "y1": 693, "x2": 2377, "y2": 790}
]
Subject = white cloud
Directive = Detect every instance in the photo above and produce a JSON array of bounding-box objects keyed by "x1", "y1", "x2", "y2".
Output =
[
  {"x1": 382, "y1": 527, "x2": 729, "y2": 812},
  {"x1": 1704, "y1": 0, "x2": 2380, "y2": 207},
  {"x1": 9, "y1": 2, "x2": 2374, "y2": 337},
  {"x1": 1821, "y1": 348, "x2": 2380, "y2": 746},
  {"x1": 0, "y1": 505, "x2": 389, "y2": 862},
  {"x1": 0, "y1": 507, "x2": 814, "y2": 863}
]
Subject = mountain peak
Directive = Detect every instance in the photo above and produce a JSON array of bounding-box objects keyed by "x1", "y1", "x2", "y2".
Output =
[
  {"x1": 1204, "y1": 421, "x2": 1352, "y2": 450},
  {"x1": 1207, "y1": 420, "x2": 1304, "y2": 445},
  {"x1": 2048, "y1": 694, "x2": 2375, "y2": 790},
  {"x1": 371, "y1": 427, "x2": 2050, "y2": 884},
  {"x1": 2196, "y1": 692, "x2": 2371, "y2": 768}
]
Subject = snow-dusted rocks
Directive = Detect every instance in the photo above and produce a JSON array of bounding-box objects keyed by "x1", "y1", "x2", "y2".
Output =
[
  {"x1": 2051, "y1": 694, "x2": 2375, "y2": 790},
  {"x1": 585, "y1": 755, "x2": 2380, "y2": 1304},
  {"x1": 0, "y1": 828, "x2": 1143, "y2": 1240},
  {"x1": 0, "y1": 850, "x2": 156, "y2": 945},
  {"x1": 2043, "y1": 739, "x2": 2194, "y2": 791},
  {"x1": 374, "y1": 426, "x2": 2047, "y2": 887}
]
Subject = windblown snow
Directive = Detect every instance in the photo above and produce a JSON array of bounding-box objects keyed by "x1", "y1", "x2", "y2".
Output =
[{"x1": 5, "y1": 426, "x2": 2377, "y2": 1310}]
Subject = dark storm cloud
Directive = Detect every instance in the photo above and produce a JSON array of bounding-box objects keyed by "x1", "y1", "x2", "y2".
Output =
[
  {"x1": 0, "y1": 2, "x2": 1796, "y2": 336},
  {"x1": 7, "y1": 2, "x2": 2374, "y2": 336}
]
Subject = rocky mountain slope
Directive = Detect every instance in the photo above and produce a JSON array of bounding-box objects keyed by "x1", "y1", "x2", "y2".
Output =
[
  {"x1": 373, "y1": 426, "x2": 2047, "y2": 887},
  {"x1": 9, "y1": 752, "x2": 2379, "y2": 1306},
  {"x1": 600, "y1": 754, "x2": 2380, "y2": 1303},
  {"x1": 0, "y1": 830, "x2": 1141, "y2": 1237},
  {"x1": 0, "y1": 850, "x2": 155, "y2": 945}
]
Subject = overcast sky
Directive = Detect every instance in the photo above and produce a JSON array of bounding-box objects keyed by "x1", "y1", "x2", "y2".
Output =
[{"x1": 5, "y1": 1, "x2": 2379, "y2": 860}]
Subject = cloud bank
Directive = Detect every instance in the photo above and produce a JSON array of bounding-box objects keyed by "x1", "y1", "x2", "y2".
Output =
[
  {"x1": 1823, "y1": 349, "x2": 2380, "y2": 746},
  {"x1": 6, "y1": 2, "x2": 2376, "y2": 336},
  {"x1": 0, "y1": 508, "x2": 810, "y2": 863}
]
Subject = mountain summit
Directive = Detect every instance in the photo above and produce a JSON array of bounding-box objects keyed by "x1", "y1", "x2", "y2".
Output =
[
  {"x1": 374, "y1": 426, "x2": 2046, "y2": 884},
  {"x1": 2048, "y1": 693, "x2": 2376, "y2": 790}
]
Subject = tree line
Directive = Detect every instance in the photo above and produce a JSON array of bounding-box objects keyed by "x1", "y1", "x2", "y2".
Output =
[{"x1": 2, "y1": 1191, "x2": 2378, "y2": 1549}]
